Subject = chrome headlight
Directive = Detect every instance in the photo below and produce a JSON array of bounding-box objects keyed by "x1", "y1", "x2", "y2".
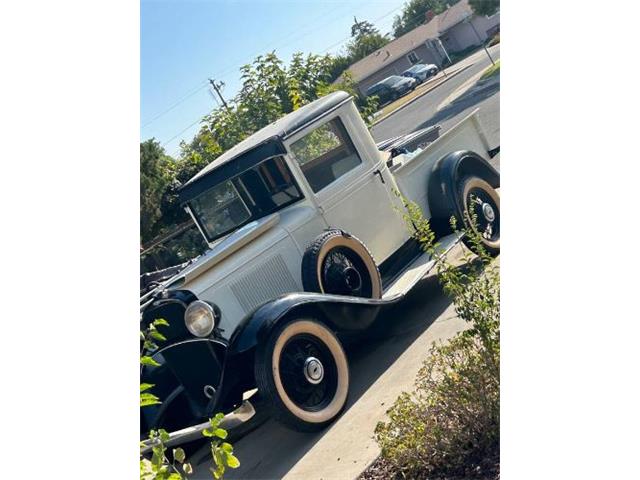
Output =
[{"x1": 184, "y1": 300, "x2": 217, "y2": 337}]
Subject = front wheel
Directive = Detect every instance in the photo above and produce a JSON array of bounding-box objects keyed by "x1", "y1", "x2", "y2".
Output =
[
  {"x1": 458, "y1": 176, "x2": 500, "y2": 256},
  {"x1": 254, "y1": 319, "x2": 350, "y2": 431}
]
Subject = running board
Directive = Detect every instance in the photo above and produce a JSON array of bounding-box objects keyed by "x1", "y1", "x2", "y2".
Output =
[{"x1": 382, "y1": 232, "x2": 462, "y2": 300}]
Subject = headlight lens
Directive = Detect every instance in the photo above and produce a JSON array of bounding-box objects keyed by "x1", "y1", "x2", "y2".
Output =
[{"x1": 184, "y1": 300, "x2": 216, "y2": 337}]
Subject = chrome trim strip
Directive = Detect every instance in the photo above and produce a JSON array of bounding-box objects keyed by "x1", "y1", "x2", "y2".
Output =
[
  {"x1": 140, "y1": 400, "x2": 256, "y2": 454},
  {"x1": 153, "y1": 337, "x2": 228, "y2": 356}
]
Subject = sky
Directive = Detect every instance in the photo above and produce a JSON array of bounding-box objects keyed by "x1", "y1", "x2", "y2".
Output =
[{"x1": 140, "y1": 0, "x2": 408, "y2": 157}]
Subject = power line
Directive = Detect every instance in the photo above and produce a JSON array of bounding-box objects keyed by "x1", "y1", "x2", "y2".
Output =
[
  {"x1": 203, "y1": 1, "x2": 368, "y2": 85},
  {"x1": 158, "y1": 2, "x2": 423, "y2": 153},
  {"x1": 141, "y1": 81, "x2": 208, "y2": 129},
  {"x1": 140, "y1": 3, "x2": 359, "y2": 130},
  {"x1": 161, "y1": 116, "x2": 203, "y2": 149}
]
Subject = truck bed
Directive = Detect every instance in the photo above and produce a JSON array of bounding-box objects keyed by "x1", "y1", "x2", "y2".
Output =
[{"x1": 389, "y1": 108, "x2": 491, "y2": 220}]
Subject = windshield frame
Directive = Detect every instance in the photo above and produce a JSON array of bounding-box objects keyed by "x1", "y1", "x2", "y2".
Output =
[{"x1": 187, "y1": 155, "x2": 305, "y2": 243}]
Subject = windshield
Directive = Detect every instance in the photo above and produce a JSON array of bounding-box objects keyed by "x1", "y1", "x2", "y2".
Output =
[
  {"x1": 405, "y1": 65, "x2": 420, "y2": 73},
  {"x1": 381, "y1": 76, "x2": 404, "y2": 86},
  {"x1": 189, "y1": 156, "x2": 303, "y2": 242},
  {"x1": 190, "y1": 181, "x2": 251, "y2": 240}
]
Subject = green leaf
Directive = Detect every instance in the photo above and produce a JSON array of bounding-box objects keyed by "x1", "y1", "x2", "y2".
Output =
[
  {"x1": 140, "y1": 383, "x2": 155, "y2": 392},
  {"x1": 141, "y1": 356, "x2": 161, "y2": 367},
  {"x1": 140, "y1": 392, "x2": 161, "y2": 407},
  {"x1": 159, "y1": 429, "x2": 171, "y2": 442},
  {"x1": 214, "y1": 428, "x2": 227, "y2": 439},
  {"x1": 153, "y1": 318, "x2": 170, "y2": 327},
  {"x1": 150, "y1": 330, "x2": 167, "y2": 342},
  {"x1": 213, "y1": 448, "x2": 225, "y2": 468},
  {"x1": 220, "y1": 442, "x2": 233, "y2": 453},
  {"x1": 202, "y1": 427, "x2": 215, "y2": 437},
  {"x1": 225, "y1": 453, "x2": 240, "y2": 468},
  {"x1": 173, "y1": 447, "x2": 186, "y2": 464},
  {"x1": 182, "y1": 462, "x2": 193, "y2": 475}
]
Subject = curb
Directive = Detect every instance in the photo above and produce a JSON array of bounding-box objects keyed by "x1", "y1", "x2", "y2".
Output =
[
  {"x1": 437, "y1": 69, "x2": 500, "y2": 112},
  {"x1": 370, "y1": 64, "x2": 473, "y2": 126}
]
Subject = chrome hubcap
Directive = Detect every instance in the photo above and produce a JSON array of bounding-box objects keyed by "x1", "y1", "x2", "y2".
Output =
[
  {"x1": 303, "y1": 357, "x2": 324, "y2": 384},
  {"x1": 482, "y1": 202, "x2": 496, "y2": 222}
]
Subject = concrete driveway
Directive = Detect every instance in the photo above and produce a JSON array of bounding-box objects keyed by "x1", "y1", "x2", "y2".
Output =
[{"x1": 192, "y1": 246, "x2": 472, "y2": 480}]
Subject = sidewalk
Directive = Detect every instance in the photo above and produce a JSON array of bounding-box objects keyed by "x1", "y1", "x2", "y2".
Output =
[{"x1": 437, "y1": 63, "x2": 500, "y2": 112}]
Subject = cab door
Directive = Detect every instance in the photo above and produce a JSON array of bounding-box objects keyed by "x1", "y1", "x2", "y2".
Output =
[{"x1": 287, "y1": 109, "x2": 410, "y2": 265}]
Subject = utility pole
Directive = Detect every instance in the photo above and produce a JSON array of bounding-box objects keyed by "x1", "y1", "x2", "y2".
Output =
[
  {"x1": 466, "y1": 15, "x2": 495, "y2": 65},
  {"x1": 208, "y1": 78, "x2": 229, "y2": 109}
]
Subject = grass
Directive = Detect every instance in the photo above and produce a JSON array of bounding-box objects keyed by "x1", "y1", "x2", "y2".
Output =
[{"x1": 480, "y1": 59, "x2": 500, "y2": 80}]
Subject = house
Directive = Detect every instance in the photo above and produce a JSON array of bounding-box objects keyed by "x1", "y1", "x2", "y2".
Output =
[{"x1": 342, "y1": 0, "x2": 500, "y2": 95}]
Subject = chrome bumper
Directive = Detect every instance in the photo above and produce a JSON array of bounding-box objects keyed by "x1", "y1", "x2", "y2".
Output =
[{"x1": 140, "y1": 399, "x2": 256, "y2": 454}]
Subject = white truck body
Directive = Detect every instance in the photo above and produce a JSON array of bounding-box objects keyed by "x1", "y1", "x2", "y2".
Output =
[{"x1": 167, "y1": 98, "x2": 490, "y2": 337}]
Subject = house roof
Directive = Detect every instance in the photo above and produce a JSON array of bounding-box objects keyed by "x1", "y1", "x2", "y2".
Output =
[
  {"x1": 437, "y1": 0, "x2": 473, "y2": 33},
  {"x1": 178, "y1": 91, "x2": 351, "y2": 204},
  {"x1": 345, "y1": 0, "x2": 474, "y2": 83}
]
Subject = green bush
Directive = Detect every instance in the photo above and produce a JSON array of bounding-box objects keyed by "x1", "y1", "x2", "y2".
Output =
[
  {"x1": 140, "y1": 320, "x2": 240, "y2": 480},
  {"x1": 371, "y1": 198, "x2": 500, "y2": 478}
]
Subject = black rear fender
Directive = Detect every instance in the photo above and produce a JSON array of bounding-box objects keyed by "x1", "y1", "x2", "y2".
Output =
[{"x1": 427, "y1": 150, "x2": 500, "y2": 233}]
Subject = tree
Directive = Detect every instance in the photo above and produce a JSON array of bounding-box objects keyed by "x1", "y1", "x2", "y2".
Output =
[
  {"x1": 140, "y1": 139, "x2": 175, "y2": 244},
  {"x1": 469, "y1": 0, "x2": 499, "y2": 16},
  {"x1": 351, "y1": 17, "x2": 378, "y2": 39},
  {"x1": 345, "y1": 17, "x2": 389, "y2": 64},
  {"x1": 392, "y1": 0, "x2": 450, "y2": 38},
  {"x1": 184, "y1": 50, "x2": 375, "y2": 163},
  {"x1": 141, "y1": 50, "x2": 379, "y2": 272}
]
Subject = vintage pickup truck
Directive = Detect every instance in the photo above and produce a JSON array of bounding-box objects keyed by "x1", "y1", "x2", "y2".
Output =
[{"x1": 140, "y1": 90, "x2": 499, "y2": 448}]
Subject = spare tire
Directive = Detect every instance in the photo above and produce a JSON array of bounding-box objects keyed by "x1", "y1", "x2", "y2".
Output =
[{"x1": 301, "y1": 229, "x2": 382, "y2": 299}]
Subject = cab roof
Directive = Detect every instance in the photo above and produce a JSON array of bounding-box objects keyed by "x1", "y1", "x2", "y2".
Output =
[{"x1": 178, "y1": 91, "x2": 351, "y2": 205}]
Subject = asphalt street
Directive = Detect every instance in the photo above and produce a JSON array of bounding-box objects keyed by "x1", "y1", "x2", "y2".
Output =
[{"x1": 371, "y1": 44, "x2": 500, "y2": 169}]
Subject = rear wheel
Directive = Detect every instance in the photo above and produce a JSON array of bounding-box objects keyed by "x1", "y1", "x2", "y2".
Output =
[
  {"x1": 254, "y1": 319, "x2": 350, "y2": 431},
  {"x1": 458, "y1": 176, "x2": 500, "y2": 255}
]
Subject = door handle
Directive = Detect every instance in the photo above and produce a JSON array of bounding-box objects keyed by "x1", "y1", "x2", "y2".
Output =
[{"x1": 373, "y1": 169, "x2": 386, "y2": 184}]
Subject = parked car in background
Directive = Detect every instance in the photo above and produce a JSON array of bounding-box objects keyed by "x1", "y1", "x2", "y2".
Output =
[
  {"x1": 365, "y1": 75, "x2": 416, "y2": 105},
  {"x1": 402, "y1": 64, "x2": 439, "y2": 84}
]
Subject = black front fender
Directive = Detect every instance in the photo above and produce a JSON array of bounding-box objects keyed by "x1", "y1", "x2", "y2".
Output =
[
  {"x1": 228, "y1": 292, "x2": 395, "y2": 355},
  {"x1": 220, "y1": 292, "x2": 398, "y2": 399}
]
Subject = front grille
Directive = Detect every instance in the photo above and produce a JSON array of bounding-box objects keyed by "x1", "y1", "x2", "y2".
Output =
[{"x1": 230, "y1": 254, "x2": 298, "y2": 312}]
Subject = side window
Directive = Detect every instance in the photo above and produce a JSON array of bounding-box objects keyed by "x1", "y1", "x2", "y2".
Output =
[
  {"x1": 407, "y1": 51, "x2": 420, "y2": 64},
  {"x1": 290, "y1": 118, "x2": 362, "y2": 193}
]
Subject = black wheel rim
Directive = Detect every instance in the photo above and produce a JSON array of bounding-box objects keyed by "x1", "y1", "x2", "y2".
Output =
[
  {"x1": 321, "y1": 247, "x2": 373, "y2": 297},
  {"x1": 278, "y1": 334, "x2": 338, "y2": 412},
  {"x1": 466, "y1": 187, "x2": 500, "y2": 242}
]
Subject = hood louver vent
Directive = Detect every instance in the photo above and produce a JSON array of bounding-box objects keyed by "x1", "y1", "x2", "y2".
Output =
[{"x1": 230, "y1": 254, "x2": 298, "y2": 312}]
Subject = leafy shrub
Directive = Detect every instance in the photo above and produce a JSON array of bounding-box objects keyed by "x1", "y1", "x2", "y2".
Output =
[
  {"x1": 140, "y1": 319, "x2": 240, "y2": 479},
  {"x1": 486, "y1": 33, "x2": 500, "y2": 47},
  {"x1": 371, "y1": 198, "x2": 499, "y2": 478}
]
